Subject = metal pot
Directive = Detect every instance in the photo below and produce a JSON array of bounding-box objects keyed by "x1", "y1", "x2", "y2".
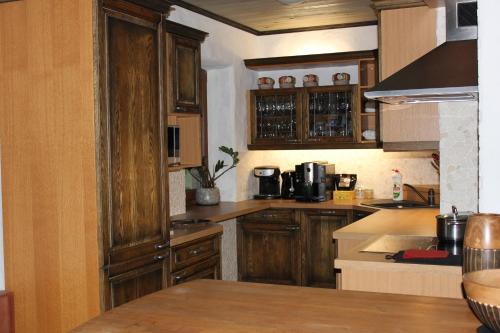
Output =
[{"x1": 436, "y1": 206, "x2": 472, "y2": 243}]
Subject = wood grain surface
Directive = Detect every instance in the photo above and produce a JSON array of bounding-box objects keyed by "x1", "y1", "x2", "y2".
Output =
[
  {"x1": 72, "y1": 279, "x2": 480, "y2": 333},
  {"x1": 0, "y1": 291, "x2": 14, "y2": 333},
  {"x1": 0, "y1": 0, "x2": 100, "y2": 332},
  {"x1": 379, "y1": 6, "x2": 439, "y2": 144}
]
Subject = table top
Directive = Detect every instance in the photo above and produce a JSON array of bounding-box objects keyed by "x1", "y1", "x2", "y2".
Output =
[{"x1": 72, "y1": 280, "x2": 480, "y2": 333}]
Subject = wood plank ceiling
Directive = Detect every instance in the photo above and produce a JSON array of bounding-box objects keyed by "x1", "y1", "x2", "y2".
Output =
[
  {"x1": 170, "y1": 0, "x2": 379, "y2": 34},
  {"x1": 169, "y1": 0, "x2": 429, "y2": 35}
]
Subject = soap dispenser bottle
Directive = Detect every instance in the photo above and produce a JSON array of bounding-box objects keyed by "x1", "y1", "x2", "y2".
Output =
[{"x1": 392, "y1": 169, "x2": 403, "y2": 201}]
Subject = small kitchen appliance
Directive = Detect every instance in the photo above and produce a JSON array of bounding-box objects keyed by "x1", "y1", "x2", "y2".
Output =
[
  {"x1": 281, "y1": 170, "x2": 296, "y2": 199},
  {"x1": 253, "y1": 166, "x2": 281, "y2": 199},
  {"x1": 294, "y1": 162, "x2": 326, "y2": 202}
]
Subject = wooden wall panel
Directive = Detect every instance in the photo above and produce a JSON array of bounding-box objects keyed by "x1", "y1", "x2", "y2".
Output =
[
  {"x1": 379, "y1": 6, "x2": 440, "y2": 143},
  {"x1": 0, "y1": 1, "x2": 100, "y2": 332}
]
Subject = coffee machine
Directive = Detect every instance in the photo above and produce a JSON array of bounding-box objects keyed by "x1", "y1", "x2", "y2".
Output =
[
  {"x1": 294, "y1": 162, "x2": 326, "y2": 202},
  {"x1": 281, "y1": 170, "x2": 296, "y2": 199},
  {"x1": 253, "y1": 166, "x2": 281, "y2": 199}
]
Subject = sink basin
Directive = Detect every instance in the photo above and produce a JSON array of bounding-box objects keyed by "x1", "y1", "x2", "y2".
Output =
[{"x1": 362, "y1": 199, "x2": 437, "y2": 209}]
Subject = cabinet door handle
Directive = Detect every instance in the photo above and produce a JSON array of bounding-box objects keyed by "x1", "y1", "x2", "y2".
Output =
[
  {"x1": 155, "y1": 242, "x2": 170, "y2": 250},
  {"x1": 175, "y1": 106, "x2": 185, "y2": 112},
  {"x1": 189, "y1": 248, "x2": 202, "y2": 256},
  {"x1": 154, "y1": 255, "x2": 166, "y2": 261},
  {"x1": 285, "y1": 225, "x2": 300, "y2": 231}
]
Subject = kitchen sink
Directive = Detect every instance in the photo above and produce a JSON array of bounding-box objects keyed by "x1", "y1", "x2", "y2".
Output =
[{"x1": 362, "y1": 199, "x2": 438, "y2": 209}]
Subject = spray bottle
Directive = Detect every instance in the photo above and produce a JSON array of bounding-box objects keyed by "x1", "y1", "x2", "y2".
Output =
[{"x1": 392, "y1": 169, "x2": 403, "y2": 201}]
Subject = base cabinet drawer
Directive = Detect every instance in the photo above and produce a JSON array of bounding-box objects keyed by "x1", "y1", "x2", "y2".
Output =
[
  {"x1": 171, "y1": 234, "x2": 221, "y2": 271},
  {"x1": 170, "y1": 255, "x2": 221, "y2": 286}
]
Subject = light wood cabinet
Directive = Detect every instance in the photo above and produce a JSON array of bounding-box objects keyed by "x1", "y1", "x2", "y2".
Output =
[
  {"x1": 379, "y1": 6, "x2": 440, "y2": 151},
  {"x1": 0, "y1": 0, "x2": 176, "y2": 331}
]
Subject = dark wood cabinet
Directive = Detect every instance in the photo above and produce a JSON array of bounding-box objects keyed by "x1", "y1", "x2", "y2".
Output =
[
  {"x1": 170, "y1": 256, "x2": 221, "y2": 286},
  {"x1": 245, "y1": 51, "x2": 379, "y2": 150},
  {"x1": 170, "y1": 233, "x2": 222, "y2": 287},
  {"x1": 237, "y1": 208, "x2": 355, "y2": 289},
  {"x1": 303, "y1": 210, "x2": 350, "y2": 288},
  {"x1": 106, "y1": 257, "x2": 169, "y2": 309},
  {"x1": 249, "y1": 85, "x2": 361, "y2": 149},
  {"x1": 165, "y1": 21, "x2": 207, "y2": 114},
  {"x1": 97, "y1": 0, "x2": 170, "y2": 310},
  {"x1": 238, "y1": 210, "x2": 302, "y2": 285}
]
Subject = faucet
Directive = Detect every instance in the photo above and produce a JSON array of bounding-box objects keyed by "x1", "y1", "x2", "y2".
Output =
[{"x1": 403, "y1": 183, "x2": 437, "y2": 207}]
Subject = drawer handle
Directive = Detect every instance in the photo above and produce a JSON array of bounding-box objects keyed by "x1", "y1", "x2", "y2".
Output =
[
  {"x1": 154, "y1": 255, "x2": 166, "y2": 261},
  {"x1": 174, "y1": 274, "x2": 185, "y2": 281},
  {"x1": 285, "y1": 225, "x2": 300, "y2": 231},
  {"x1": 307, "y1": 138, "x2": 321, "y2": 142},
  {"x1": 175, "y1": 106, "x2": 185, "y2": 112},
  {"x1": 321, "y1": 210, "x2": 337, "y2": 215},
  {"x1": 286, "y1": 139, "x2": 300, "y2": 143},
  {"x1": 189, "y1": 248, "x2": 202, "y2": 256},
  {"x1": 155, "y1": 242, "x2": 170, "y2": 250}
]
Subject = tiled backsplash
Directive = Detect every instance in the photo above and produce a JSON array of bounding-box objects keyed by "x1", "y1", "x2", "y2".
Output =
[
  {"x1": 439, "y1": 101, "x2": 479, "y2": 213},
  {"x1": 169, "y1": 170, "x2": 186, "y2": 216}
]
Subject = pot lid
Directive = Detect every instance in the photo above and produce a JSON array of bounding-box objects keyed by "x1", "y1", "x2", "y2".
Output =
[{"x1": 436, "y1": 205, "x2": 473, "y2": 222}]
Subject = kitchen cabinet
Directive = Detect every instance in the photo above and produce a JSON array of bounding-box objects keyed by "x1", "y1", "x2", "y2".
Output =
[
  {"x1": 238, "y1": 210, "x2": 302, "y2": 285},
  {"x1": 237, "y1": 208, "x2": 355, "y2": 288},
  {"x1": 97, "y1": 0, "x2": 171, "y2": 310},
  {"x1": 245, "y1": 50, "x2": 379, "y2": 150},
  {"x1": 0, "y1": 0, "x2": 175, "y2": 330},
  {"x1": 379, "y1": 6, "x2": 440, "y2": 151},
  {"x1": 165, "y1": 22, "x2": 208, "y2": 171},
  {"x1": 170, "y1": 233, "x2": 222, "y2": 286},
  {"x1": 105, "y1": 259, "x2": 168, "y2": 309},
  {"x1": 165, "y1": 21, "x2": 207, "y2": 114},
  {"x1": 303, "y1": 210, "x2": 350, "y2": 288}
]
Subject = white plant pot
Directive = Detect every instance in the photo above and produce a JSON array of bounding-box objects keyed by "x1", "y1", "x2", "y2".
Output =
[{"x1": 196, "y1": 187, "x2": 220, "y2": 206}]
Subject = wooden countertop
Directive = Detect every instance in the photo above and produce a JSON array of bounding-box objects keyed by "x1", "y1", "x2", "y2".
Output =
[
  {"x1": 332, "y1": 207, "x2": 440, "y2": 240},
  {"x1": 171, "y1": 198, "x2": 376, "y2": 223},
  {"x1": 72, "y1": 279, "x2": 480, "y2": 333},
  {"x1": 170, "y1": 223, "x2": 223, "y2": 247}
]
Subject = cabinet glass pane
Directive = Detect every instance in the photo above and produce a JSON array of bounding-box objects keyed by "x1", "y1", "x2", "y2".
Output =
[
  {"x1": 255, "y1": 94, "x2": 297, "y2": 140},
  {"x1": 308, "y1": 91, "x2": 353, "y2": 139}
]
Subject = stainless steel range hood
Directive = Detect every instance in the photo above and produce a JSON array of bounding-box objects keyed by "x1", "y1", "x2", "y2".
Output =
[{"x1": 365, "y1": 0, "x2": 478, "y2": 104}]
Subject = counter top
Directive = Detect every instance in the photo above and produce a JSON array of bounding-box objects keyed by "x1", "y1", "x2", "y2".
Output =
[
  {"x1": 171, "y1": 198, "x2": 376, "y2": 223},
  {"x1": 72, "y1": 279, "x2": 480, "y2": 333},
  {"x1": 332, "y1": 207, "x2": 440, "y2": 240},
  {"x1": 170, "y1": 222, "x2": 222, "y2": 247}
]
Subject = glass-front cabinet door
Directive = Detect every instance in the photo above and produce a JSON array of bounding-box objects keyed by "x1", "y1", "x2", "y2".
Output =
[
  {"x1": 303, "y1": 85, "x2": 357, "y2": 144},
  {"x1": 250, "y1": 89, "x2": 302, "y2": 145}
]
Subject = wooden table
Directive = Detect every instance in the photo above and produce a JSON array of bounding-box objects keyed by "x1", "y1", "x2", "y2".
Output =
[{"x1": 72, "y1": 280, "x2": 481, "y2": 332}]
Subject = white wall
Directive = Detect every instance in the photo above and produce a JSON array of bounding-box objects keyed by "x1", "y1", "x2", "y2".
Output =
[
  {"x1": 478, "y1": 0, "x2": 500, "y2": 213},
  {"x1": 169, "y1": 6, "x2": 439, "y2": 204}
]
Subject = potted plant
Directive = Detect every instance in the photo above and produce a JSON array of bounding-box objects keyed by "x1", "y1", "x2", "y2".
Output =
[{"x1": 189, "y1": 146, "x2": 239, "y2": 205}]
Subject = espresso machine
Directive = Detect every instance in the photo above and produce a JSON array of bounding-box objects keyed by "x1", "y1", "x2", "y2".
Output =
[
  {"x1": 281, "y1": 170, "x2": 296, "y2": 199},
  {"x1": 253, "y1": 166, "x2": 281, "y2": 199},
  {"x1": 294, "y1": 162, "x2": 326, "y2": 202}
]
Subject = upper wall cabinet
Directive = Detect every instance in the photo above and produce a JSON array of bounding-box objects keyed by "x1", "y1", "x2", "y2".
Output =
[
  {"x1": 379, "y1": 6, "x2": 440, "y2": 151},
  {"x1": 165, "y1": 21, "x2": 207, "y2": 114},
  {"x1": 244, "y1": 51, "x2": 379, "y2": 150}
]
